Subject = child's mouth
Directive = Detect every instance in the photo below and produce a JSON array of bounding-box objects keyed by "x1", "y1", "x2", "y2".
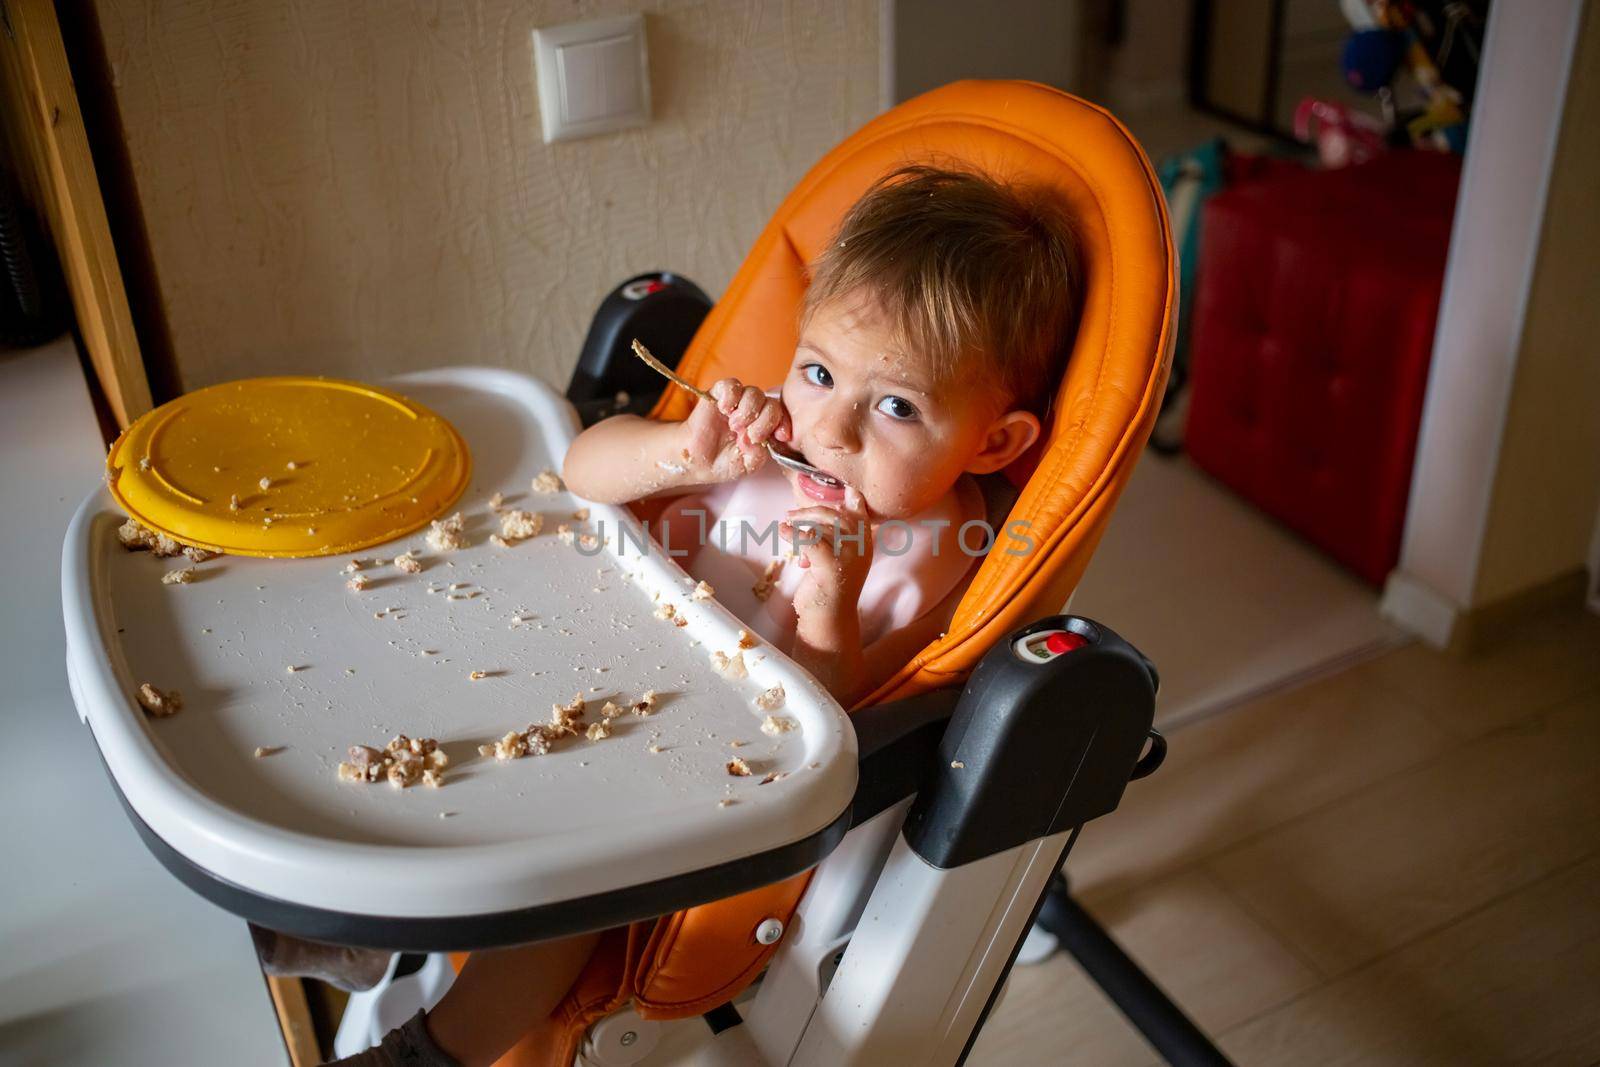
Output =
[{"x1": 798, "y1": 469, "x2": 847, "y2": 502}]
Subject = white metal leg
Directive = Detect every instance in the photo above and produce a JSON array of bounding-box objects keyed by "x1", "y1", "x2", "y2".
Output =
[{"x1": 788, "y1": 828, "x2": 1075, "y2": 1066}]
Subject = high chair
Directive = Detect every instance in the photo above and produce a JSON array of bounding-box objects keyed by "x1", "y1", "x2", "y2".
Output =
[
  {"x1": 59, "y1": 77, "x2": 1221, "y2": 1067},
  {"x1": 368, "y1": 79, "x2": 1222, "y2": 1067}
]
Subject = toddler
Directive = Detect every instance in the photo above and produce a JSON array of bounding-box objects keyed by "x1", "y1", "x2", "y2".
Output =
[{"x1": 333, "y1": 164, "x2": 1080, "y2": 1065}]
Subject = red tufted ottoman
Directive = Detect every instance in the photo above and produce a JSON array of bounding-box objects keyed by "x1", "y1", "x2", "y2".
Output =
[{"x1": 1184, "y1": 150, "x2": 1461, "y2": 586}]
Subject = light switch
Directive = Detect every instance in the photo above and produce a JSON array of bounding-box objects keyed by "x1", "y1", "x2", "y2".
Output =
[{"x1": 533, "y1": 15, "x2": 651, "y2": 144}]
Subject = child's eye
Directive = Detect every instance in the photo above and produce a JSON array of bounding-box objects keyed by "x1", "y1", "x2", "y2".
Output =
[
  {"x1": 802, "y1": 363, "x2": 833, "y2": 388},
  {"x1": 877, "y1": 395, "x2": 918, "y2": 421}
]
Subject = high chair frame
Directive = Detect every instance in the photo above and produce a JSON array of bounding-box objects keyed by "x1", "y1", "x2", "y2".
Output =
[{"x1": 339, "y1": 80, "x2": 1235, "y2": 1065}]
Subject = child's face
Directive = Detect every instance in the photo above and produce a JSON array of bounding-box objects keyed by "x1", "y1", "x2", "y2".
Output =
[{"x1": 779, "y1": 295, "x2": 1038, "y2": 519}]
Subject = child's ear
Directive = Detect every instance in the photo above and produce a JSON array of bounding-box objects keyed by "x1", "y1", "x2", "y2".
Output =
[{"x1": 965, "y1": 409, "x2": 1041, "y2": 475}]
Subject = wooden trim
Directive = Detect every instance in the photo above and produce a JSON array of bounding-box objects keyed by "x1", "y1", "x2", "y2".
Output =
[
  {"x1": 0, "y1": 0, "x2": 150, "y2": 426},
  {"x1": 1450, "y1": 567, "x2": 1589, "y2": 656},
  {"x1": 265, "y1": 974, "x2": 323, "y2": 1067}
]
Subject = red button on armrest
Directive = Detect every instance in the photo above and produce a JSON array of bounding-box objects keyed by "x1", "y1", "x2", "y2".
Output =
[{"x1": 1045, "y1": 631, "x2": 1087, "y2": 655}]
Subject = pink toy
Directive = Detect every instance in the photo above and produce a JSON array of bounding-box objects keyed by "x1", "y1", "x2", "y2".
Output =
[{"x1": 1293, "y1": 98, "x2": 1389, "y2": 169}]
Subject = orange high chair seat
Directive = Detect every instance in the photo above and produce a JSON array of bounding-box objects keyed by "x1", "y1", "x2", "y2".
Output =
[{"x1": 492, "y1": 78, "x2": 1174, "y2": 1066}]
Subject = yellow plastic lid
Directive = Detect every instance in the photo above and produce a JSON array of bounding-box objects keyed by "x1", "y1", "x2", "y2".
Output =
[{"x1": 106, "y1": 376, "x2": 471, "y2": 558}]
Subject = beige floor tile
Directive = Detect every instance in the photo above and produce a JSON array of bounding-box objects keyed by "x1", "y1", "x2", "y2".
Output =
[
  {"x1": 1206, "y1": 689, "x2": 1600, "y2": 976},
  {"x1": 969, "y1": 952, "x2": 1159, "y2": 1067},
  {"x1": 1217, "y1": 854, "x2": 1600, "y2": 1067},
  {"x1": 1079, "y1": 868, "x2": 1320, "y2": 1034},
  {"x1": 1349, "y1": 601, "x2": 1600, "y2": 740},
  {"x1": 1065, "y1": 668, "x2": 1451, "y2": 902}
]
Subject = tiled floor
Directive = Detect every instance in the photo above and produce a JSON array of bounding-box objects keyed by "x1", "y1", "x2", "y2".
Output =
[{"x1": 970, "y1": 600, "x2": 1600, "y2": 1067}]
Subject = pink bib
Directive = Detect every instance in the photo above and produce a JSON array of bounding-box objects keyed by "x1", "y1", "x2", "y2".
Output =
[{"x1": 655, "y1": 464, "x2": 983, "y2": 648}]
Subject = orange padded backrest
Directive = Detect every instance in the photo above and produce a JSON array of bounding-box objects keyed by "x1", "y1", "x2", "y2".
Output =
[
  {"x1": 651, "y1": 79, "x2": 1176, "y2": 708},
  {"x1": 493, "y1": 81, "x2": 1174, "y2": 1067}
]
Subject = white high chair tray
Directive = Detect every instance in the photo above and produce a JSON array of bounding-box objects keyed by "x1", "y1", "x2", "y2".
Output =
[{"x1": 61, "y1": 368, "x2": 856, "y2": 948}]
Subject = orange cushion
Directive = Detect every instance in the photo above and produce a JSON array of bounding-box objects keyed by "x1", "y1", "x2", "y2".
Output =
[{"x1": 489, "y1": 79, "x2": 1173, "y2": 1066}]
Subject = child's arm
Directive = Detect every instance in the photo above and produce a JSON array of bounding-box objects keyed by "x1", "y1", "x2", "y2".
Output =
[{"x1": 563, "y1": 379, "x2": 791, "y2": 504}]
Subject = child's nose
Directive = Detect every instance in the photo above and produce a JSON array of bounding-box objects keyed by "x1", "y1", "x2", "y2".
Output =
[{"x1": 812, "y1": 399, "x2": 861, "y2": 453}]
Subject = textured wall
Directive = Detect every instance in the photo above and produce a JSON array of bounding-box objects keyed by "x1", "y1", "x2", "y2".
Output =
[{"x1": 92, "y1": 1, "x2": 879, "y2": 391}]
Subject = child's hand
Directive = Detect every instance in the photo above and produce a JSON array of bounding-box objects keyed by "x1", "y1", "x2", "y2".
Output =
[
  {"x1": 780, "y1": 486, "x2": 873, "y2": 623},
  {"x1": 679, "y1": 378, "x2": 791, "y2": 483}
]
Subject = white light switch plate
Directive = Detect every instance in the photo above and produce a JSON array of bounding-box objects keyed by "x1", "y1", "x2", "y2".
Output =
[{"x1": 533, "y1": 14, "x2": 651, "y2": 144}]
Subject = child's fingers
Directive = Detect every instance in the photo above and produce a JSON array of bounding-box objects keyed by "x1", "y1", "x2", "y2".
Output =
[
  {"x1": 710, "y1": 378, "x2": 743, "y2": 414},
  {"x1": 774, "y1": 408, "x2": 793, "y2": 443},
  {"x1": 744, "y1": 397, "x2": 786, "y2": 445},
  {"x1": 729, "y1": 385, "x2": 766, "y2": 430}
]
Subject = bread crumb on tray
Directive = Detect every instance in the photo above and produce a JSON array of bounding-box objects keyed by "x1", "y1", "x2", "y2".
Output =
[
  {"x1": 346, "y1": 573, "x2": 371, "y2": 592},
  {"x1": 136, "y1": 682, "x2": 181, "y2": 717},
  {"x1": 161, "y1": 567, "x2": 196, "y2": 585},
  {"x1": 426, "y1": 512, "x2": 467, "y2": 551},
  {"x1": 116, "y1": 517, "x2": 185, "y2": 558},
  {"x1": 690, "y1": 580, "x2": 715, "y2": 601},
  {"x1": 726, "y1": 757, "x2": 752, "y2": 777},
  {"x1": 338, "y1": 735, "x2": 448, "y2": 788},
  {"x1": 489, "y1": 491, "x2": 506, "y2": 510},
  {"x1": 394, "y1": 551, "x2": 423, "y2": 574},
  {"x1": 710, "y1": 650, "x2": 748, "y2": 679},
  {"x1": 500, "y1": 509, "x2": 543, "y2": 541},
  {"x1": 531, "y1": 469, "x2": 564, "y2": 494},
  {"x1": 754, "y1": 685, "x2": 786, "y2": 711},
  {"x1": 761, "y1": 715, "x2": 796, "y2": 737}
]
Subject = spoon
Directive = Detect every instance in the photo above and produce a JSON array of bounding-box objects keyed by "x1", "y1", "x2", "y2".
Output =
[{"x1": 629, "y1": 340, "x2": 843, "y2": 486}]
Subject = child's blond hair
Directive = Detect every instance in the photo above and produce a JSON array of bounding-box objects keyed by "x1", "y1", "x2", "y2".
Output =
[{"x1": 802, "y1": 164, "x2": 1081, "y2": 413}]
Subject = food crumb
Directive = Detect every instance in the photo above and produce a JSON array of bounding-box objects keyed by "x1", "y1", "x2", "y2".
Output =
[
  {"x1": 556, "y1": 524, "x2": 574, "y2": 545},
  {"x1": 578, "y1": 533, "x2": 598, "y2": 550},
  {"x1": 253, "y1": 745, "x2": 282, "y2": 758},
  {"x1": 347, "y1": 573, "x2": 371, "y2": 592},
  {"x1": 286, "y1": 460, "x2": 299, "y2": 470},
  {"x1": 394, "y1": 552, "x2": 422, "y2": 574},
  {"x1": 691, "y1": 580, "x2": 715, "y2": 601},
  {"x1": 286, "y1": 664, "x2": 303, "y2": 673},
  {"x1": 737, "y1": 629, "x2": 758, "y2": 649},
  {"x1": 531, "y1": 469, "x2": 563, "y2": 494},
  {"x1": 710, "y1": 650, "x2": 748, "y2": 679},
  {"x1": 136, "y1": 682, "x2": 181, "y2": 717},
  {"x1": 489, "y1": 491, "x2": 506, "y2": 510},
  {"x1": 571, "y1": 508, "x2": 589, "y2": 521},
  {"x1": 338, "y1": 735, "x2": 448, "y2": 788},
  {"x1": 718, "y1": 798, "x2": 736, "y2": 808},
  {"x1": 647, "y1": 744, "x2": 663, "y2": 754},
  {"x1": 228, "y1": 494, "x2": 240, "y2": 512},
  {"x1": 631, "y1": 690, "x2": 658, "y2": 716},
  {"x1": 489, "y1": 534, "x2": 510, "y2": 548},
  {"x1": 752, "y1": 559, "x2": 784, "y2": 601},
  {"x1": 755, "y1": 685, "x2": 786, "y2": 711},
  {"x1": 500, "y1": 509, "x2": 542, "y2": 540},
  {"x1": 138, "y1": 455, "x2": 151, "y2": 471},
  {"x1": 726, "y1": 757, "x2": 752, "y2": 777},
  {"x1": 468, "y1": 670, "x2": 488, "y2": 681},
  {"x1": 586, "y1": 721, "x2": 612, "y2": 741},
  {"x1": 426, "y1": 512, "x2": 467, "y2": 552},
  {"x1": 729, "y1": 739, "x2": 748, "y2": 748},
  {"x1": 182, "y1": 545, "x2": 216, "y2": 563},
  {"x1": 761, "y1": 715, "x2": 796, "y2": 737},
  {"x1": 161, "y1": 567, "x2": 196, "y2": 585},
  {"x1": 950, "y1": 760, "x2": 965, "y2": 769}
]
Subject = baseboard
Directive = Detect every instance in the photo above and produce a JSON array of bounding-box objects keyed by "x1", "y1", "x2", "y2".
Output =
[
  {"x1": 1379, "y1": 571, "x2": 1461, "y2": 649},
  {"x1": 1381, "y1": 567, "x2": 1592, "y2": 655},
  {"x1": 1451, "y1": 568, "x2": 1591, "y2": 656}
]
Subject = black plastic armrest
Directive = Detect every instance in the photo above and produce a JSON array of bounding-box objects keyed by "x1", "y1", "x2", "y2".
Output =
[
  {"x1": 567, "y1": 271, "x2": 712, "y2": 427},
  {"x1": 850, "y1": 687, "x2": 962, "y2": 827}
]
